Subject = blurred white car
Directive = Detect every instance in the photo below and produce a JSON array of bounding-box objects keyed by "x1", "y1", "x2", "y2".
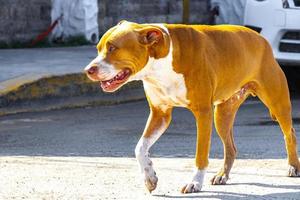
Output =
[{"x1": 244, "y1": 0, "x2": 300, "y2": 65}]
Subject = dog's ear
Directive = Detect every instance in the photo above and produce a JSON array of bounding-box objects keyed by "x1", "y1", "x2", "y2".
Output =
[{"x1": 135, "y1": 27, "x2": 163, "y2": 46}]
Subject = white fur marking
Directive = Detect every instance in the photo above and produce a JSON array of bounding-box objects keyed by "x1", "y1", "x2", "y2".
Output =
[
  {"x1": 135, "y1": 134, "x2": 159, "y2": 186},
  {"x1": 184, "y1": 169, "x2": 206, "y2": 192},
  {"x1": 135, "y1": 119, "x2": 166, "y2": 187},
  {"x1": 130, "y1": 24, "x2": 189, "y2": 110},
  {"x1": 135, "y1": 122, "x2": 165, "y2": 171},
  {"x1": 192, "y1": 169, "x2": 206, "y2": 185},
  {"x1": 85, "y1": 53, "x2": 120, "y2": 81}
]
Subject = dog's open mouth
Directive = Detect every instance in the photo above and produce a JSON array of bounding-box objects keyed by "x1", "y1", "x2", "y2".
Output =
[{"x1": 100, "y1": 68, "x2": 131, "y2": 92}]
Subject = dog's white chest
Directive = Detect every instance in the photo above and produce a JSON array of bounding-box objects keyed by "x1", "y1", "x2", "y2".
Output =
[
  {"x1": 132, "y1": 49, "x2": 189, "y2": 109},
  {"x1": 142, "y1": 64, "x2": 189, "y2": 109},
  {"x1": 130, "y1": 24, "x2": 189, "y2": 110}
]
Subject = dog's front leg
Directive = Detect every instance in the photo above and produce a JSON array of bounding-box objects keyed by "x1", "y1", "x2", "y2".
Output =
[
  {"x1": 135, "y1": 105, "x2": 172, "y2": 193},
  {"x1": 182, "y1": 107, "x2": 213, "y2": 193}
]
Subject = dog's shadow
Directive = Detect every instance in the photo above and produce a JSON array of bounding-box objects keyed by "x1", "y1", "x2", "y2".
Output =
[{"x1": 153, "y1": 182, "x2": 300, "y2": 199}]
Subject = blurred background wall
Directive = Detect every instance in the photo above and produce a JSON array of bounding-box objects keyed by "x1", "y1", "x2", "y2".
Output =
[
  {"x1": 0, "y1": 0, "x2": 51, "y2": 44},
  {"x1": 0, "y1": 0, "x2": 211, "y2": 45},
  {"x1": 97, "y1": 0, "x2": 210, "y2": 35}
]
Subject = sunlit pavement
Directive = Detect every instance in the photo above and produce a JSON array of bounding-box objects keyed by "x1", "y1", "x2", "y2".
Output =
[{"x1": 0, "y1": 99, "x2": 299, "y2": 199}]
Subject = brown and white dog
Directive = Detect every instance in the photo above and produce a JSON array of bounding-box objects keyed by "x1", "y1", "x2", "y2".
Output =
[{"x1": 84, "y1": 21, "x2": 300, "y2": 193}]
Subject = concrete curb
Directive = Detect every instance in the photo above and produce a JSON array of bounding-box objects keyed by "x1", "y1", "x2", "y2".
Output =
[{"x1": 0, "y1": 73, "x2": 145, "y2": 116}]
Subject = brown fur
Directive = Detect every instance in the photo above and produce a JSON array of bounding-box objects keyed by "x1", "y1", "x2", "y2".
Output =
[
  {"x1": 165, "y1": 24, "x2": 300, "y2": 185},
  {"x1": 86, "y1": 21, "x2": 300, "y2": 193}
]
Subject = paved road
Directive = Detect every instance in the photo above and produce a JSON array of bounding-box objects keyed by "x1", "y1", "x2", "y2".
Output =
[
  {"x1": 0, "y1": 99, "x2": 299, "y2": 158},
  {"x1": 0, "y1": 99, "x2": 300, "y2": 199}
]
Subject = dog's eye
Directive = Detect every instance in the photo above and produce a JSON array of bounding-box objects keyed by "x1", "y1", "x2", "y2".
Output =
[{"x1": 108, "y1": 45, "x2": 116, "y2": 53}]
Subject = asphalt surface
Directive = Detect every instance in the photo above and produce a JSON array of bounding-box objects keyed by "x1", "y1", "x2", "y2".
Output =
[
  {"x1": 0, "y1": 99, "x2": 300, "y2": 199},
  {"x1": 0, "y1": 99, "x2": 299, "y2": 158}
]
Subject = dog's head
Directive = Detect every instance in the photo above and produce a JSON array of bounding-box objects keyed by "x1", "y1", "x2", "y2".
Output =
[{"x1": 84, "y1": 21, "x2": 170, "y2": 92}]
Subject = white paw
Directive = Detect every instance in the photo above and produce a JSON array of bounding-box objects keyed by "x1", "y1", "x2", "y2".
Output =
[
  {"x1": 143, "y1": 167, "x2": 158, "y2": 192},
  {"x1": 181, "y1": 181, "x2": 202, "y2": 193},
  {"x1": 181, "y1": 169, "x2": 205, "y2": 194},
  {"x1": 288, "y1": 165, "x2": 300, "y2": 177},
  {"x1": 135, "y1": 135, "x2": 162, "y2": 193}
]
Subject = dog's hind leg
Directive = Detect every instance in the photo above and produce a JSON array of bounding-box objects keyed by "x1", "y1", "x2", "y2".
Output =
[
  {"x1": 211, "y1": 83, "x2": 255, "y2": 185},
  {"x1": 255, "y1": 62, "x2": 300, "y2": 176}
]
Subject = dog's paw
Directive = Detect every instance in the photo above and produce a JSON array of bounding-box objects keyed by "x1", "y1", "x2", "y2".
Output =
[
  {"x1": 210, "y1": 172, "x2": 228, "y2": 185},
  {"x1": 144, "y1": 169, "x2": 158, "y2": 193},
  {"x1": 181, "y1": 169, "x2": 205, "y2": 194},
  {"x1": 181, "y1": 181, "x2": 202, "y2": 193},
  {"x1": 288, "y1": 165, "x2": 300, "y2": 177}
]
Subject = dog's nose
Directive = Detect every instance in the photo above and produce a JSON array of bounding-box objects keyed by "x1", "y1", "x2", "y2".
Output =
[{"x1": 86, "y1": 66, "x2": 98, "y2": 75}]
